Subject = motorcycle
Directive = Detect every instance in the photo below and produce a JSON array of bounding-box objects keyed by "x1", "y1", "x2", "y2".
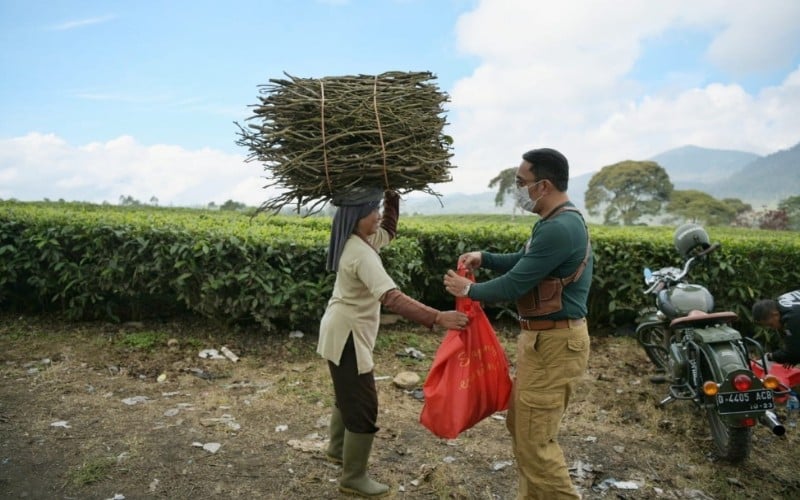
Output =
[{"x1": 635, "y1": 226, "x2": 784, "y2": 462}]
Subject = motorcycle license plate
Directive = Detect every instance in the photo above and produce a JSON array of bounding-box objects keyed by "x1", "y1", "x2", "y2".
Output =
[{"x1": 715, "y1": 389, "x2": 775, "y2": 414}]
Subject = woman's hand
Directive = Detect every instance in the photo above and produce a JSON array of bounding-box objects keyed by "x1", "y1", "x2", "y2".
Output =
[{"x1": 435, "y1": 311, "x2": 469, "y2": 330}]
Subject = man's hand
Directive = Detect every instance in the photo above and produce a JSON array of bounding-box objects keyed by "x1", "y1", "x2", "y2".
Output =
[
  {"x1": 444, "y1": 269, "x2": 472, "y2": 297},
  {"x1": 457, "y1": 251, "x2": 482, "y2": 270}
]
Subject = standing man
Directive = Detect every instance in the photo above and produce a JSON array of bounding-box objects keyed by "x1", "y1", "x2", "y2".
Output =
[
  {"x1": 752, "y1": 290, "x2": 800, "y2": 367},
  {"x1": 443, "y1": 148, "x2": 592, "y2": 499}
]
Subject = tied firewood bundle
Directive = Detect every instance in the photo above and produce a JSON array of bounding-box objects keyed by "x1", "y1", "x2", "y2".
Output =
[{"x1": 235, "y1": 71, "x2": 455, "y2": 214}]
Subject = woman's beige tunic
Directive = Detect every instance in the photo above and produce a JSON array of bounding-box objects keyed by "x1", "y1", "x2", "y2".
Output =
[{"x1": 317, "y1": 229, "x2": 395, "y2": 374}]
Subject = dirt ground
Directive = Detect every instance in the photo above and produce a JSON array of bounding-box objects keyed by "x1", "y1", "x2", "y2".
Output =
[{"x1": 1, "y1": 313, "x2": 799, "y2": 500}]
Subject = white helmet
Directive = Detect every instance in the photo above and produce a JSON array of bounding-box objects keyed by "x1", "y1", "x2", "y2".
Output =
[{"x1": 674, "y1": 223, "x2": 710, "y2": 258}]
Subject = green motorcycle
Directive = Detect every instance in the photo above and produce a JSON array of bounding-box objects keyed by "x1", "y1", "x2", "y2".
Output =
[{"x1": 635, "y1": 224, "x2": 783, "y2": 463}]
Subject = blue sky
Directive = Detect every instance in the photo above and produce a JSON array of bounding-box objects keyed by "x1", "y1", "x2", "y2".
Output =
[{"x1": 2, "y1": 0, "x2": 799, "y2": 207}]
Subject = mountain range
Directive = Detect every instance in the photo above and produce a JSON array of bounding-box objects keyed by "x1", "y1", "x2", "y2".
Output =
[{"x1": 403, "y1": 142, "x2": 800, "y2": 216}]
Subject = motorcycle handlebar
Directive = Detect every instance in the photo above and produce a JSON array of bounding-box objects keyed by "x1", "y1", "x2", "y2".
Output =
[{"x1": 643, "y1": 242, "x2": 721, "y2": 294}]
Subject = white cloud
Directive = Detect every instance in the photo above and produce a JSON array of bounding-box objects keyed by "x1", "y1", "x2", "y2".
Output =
[
  {"x1": 442, "y1": 0, "x2": 800, "y2": 194},
  {"x1": 705, "y1": 0, "x2": 800, "y2": 75},
  {"x1": 0, "y1": 133, "x2": 274, "y2": 206},
  {"x1": 48, "y1": 15, "x2": 116, "y2": 31}
]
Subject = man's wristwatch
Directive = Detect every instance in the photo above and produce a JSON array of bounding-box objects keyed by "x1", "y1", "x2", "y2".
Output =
[{"x1": 461, "y1": 283, "x2": 471, "y2": 297}]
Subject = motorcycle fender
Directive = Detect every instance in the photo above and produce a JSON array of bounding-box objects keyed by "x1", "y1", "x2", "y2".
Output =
[
  {"x1": 693, "y1": 324, "x2": 741, "y2": 344},
  {"x1": 635, "y1": 318, "x2": 664, "y2": 334},
  {"x1": 698, "y1": 342, "x2": 748, "y2": 381},
  {"x1": 694, "y1": 327, "x2": 748, "y2": 380}
]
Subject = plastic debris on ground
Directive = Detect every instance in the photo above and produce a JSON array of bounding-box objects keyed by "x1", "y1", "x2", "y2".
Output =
[
  {"x1": 569, "y1": 460, "x2": 595, "y2": 481},
  {"x1": 406, "y1": 388, "x2": 425, "y2": 401},
  {"x1": 198, "y1": 349, "x2": 225, "y2": 360},
  {"x1": 594, "y1": 478, "x2": 643, "y2": 492},
  {"x1": 200, "y1": 414, "x2": 240, "y2": 431},
  {"x1": 191, "y1": 442, "x2": 221, "y2": 453},
  {"x1": 492, "y1": 460, "x2": 513, "y2": 471},
  {"x1": 220, "y1": 346, "x2": 239, "y2": 362},
  {"x1": 121, "y1": 396, "x2": 150, "y2": 406},
  {"x1": 397, "y1": 347, "x2": 425, "y2": 360},
  {"x1": 288, "y1": 433, "x2": 326, "y2": 453}
]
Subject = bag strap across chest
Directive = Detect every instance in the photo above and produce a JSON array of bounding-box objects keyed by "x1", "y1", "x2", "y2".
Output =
[{"x1": 546, "y1": 206, "x2": 591, "y2": 286}]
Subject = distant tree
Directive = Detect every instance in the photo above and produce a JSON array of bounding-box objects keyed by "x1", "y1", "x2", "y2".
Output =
[
  {"x1": 207, "y1": 201, "x2": 217, "y2": 209},
  {"x1": 778, "y1": 195, "x2": 800, "y2": 230},
  {"x1": 488, "y1": 167, "x2": 522, "y2": 217},
  {"x1": 585, "y1": 160, "x2": 673, "y2": 225},
  {"x1": 734, "y1": 206, "x2": 790, "y2": 230},
  {"x1": 220, "y1": 199, "x2": 247, "y2": 211},
  {"x1": 721, "y1": 198, "x2": 752, "y2": 218},
  {"x1": 118, "y1": 195, "x2": 142, "y2": 206},
  {"x1": 488, "y1": 167, "x2": 517, "y2": 206},
  {"x1": 149, "y1": 196, "x2": 159, "y2": 206},
  {"x1": 665, "y1": 190, "x2": 738, "y2": 226},
  {"x1": 758, "y1": 209, "x2": 790, "y2": 230}
]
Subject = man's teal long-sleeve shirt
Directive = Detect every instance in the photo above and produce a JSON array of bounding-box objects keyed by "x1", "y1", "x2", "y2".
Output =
[{"x1": 467, "y1": 202, "x2": 593, "y2": 320}]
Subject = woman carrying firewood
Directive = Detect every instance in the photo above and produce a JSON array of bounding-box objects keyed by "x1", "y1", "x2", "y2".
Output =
[{"x1": 317, "y1": 187, "x2": 468, "y2": 498}]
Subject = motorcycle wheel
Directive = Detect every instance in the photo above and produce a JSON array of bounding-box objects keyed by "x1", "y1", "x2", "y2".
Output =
[
  {"x1": 637, "y1": 324, "x2": 669, "y2": 371},
  {"x1": 706, "y1": 406, "x2": 751, "y2": 463}
]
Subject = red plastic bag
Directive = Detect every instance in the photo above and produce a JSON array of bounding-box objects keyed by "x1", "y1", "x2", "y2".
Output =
[{"x1": 420, "y1": 269, "x2": 512, "y2": 439}]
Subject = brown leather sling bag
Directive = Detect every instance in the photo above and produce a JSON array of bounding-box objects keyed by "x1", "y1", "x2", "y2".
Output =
[{"x1": 516, "y1": 207, "x2": 591, "y2": 318}]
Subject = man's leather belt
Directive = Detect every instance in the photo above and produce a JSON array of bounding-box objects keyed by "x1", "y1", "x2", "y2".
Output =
[{"x1": 518, "y1": 317, "x2": 585, "y2": 331}]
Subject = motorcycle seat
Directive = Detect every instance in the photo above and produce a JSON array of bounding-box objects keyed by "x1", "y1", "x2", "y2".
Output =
[{"x1": 669, "y1": 310, "x2": 738, "y2": 328}]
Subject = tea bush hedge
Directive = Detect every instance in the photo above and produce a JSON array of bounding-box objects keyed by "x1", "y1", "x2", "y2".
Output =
[{"x1": 2, "y1": 201, "x2": 798, "y2": 336}]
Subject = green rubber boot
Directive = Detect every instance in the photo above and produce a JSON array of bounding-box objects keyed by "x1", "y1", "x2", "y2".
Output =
[
  {"x1": 338, "y1": 431, "x2": 390, "y2": 498},
  {"x1": 326, "y1": 408, "x2": 344, "y2": 464}
]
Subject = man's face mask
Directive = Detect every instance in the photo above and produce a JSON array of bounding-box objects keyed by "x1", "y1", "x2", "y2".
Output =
[{"x1": 516, "y1": 180, "x2": 545, "y2": 212}]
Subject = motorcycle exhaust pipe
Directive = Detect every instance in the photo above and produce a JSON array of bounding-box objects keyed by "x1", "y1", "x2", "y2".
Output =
[{"x1": 759, "y1": 410, "x2": 786, "y2": 436}]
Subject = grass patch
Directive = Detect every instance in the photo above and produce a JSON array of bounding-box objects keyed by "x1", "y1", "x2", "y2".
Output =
[
  {"x1": 182, "y1": 336, "x2": 206, "y2": 350},
  {"x1": 0, "y1": 329, "x2": 31, "y2": 341},
  {"x1": 120, "y1": 330, "x2": 168, "y2": 351},
  {"x1": 375, "y1": 329, "x2": 431, "y2": 352},
  {"x1": 68, "y1": 456, "x2": 116, "y2": 486}
]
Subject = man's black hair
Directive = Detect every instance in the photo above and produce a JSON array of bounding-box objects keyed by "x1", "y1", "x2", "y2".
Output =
[
  {"x1": 752, "y1": 299, "x2": 778, "y2": 322},
  {"x1": 521, "y1": 147, "x2": 569, "y2": 191}
]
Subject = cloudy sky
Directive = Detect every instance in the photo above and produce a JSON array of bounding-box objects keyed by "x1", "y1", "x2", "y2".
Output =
[{"x1": 2, "y1": 0, "x2": 799, "y2": 207}]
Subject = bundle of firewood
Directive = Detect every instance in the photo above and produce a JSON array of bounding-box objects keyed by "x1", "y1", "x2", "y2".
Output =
[{"x1": 235, "y1": 71, "x2": 455, "y2": 213}]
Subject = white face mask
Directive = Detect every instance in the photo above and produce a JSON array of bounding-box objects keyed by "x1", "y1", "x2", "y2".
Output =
[{"x1": 516, "y1": 181, "x2": 544, "y2": 212}]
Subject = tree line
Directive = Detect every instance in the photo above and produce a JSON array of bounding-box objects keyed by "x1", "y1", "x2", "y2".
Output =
[{"x1": 489, "y1": 161, "x2": 800, "y2": 230}]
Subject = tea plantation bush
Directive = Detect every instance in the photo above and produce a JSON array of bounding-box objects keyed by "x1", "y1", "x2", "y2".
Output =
[{"x1": 1, "y1": 201, "x2": 798, "y2": 337}]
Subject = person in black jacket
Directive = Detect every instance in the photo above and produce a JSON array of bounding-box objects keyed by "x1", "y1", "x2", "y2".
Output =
[{"x1": 753, "y1": 289, "x2": 800, "y2": 367}]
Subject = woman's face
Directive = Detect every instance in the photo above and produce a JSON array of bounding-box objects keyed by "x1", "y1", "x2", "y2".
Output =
[{"x1": 356, "y1": 208, "x2": 381, "y2": 237}]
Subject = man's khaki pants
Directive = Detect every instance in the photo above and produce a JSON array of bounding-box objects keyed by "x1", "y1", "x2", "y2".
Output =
[{"x1": 507, "y1": 320, "x2": 590, "y2": 499}]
